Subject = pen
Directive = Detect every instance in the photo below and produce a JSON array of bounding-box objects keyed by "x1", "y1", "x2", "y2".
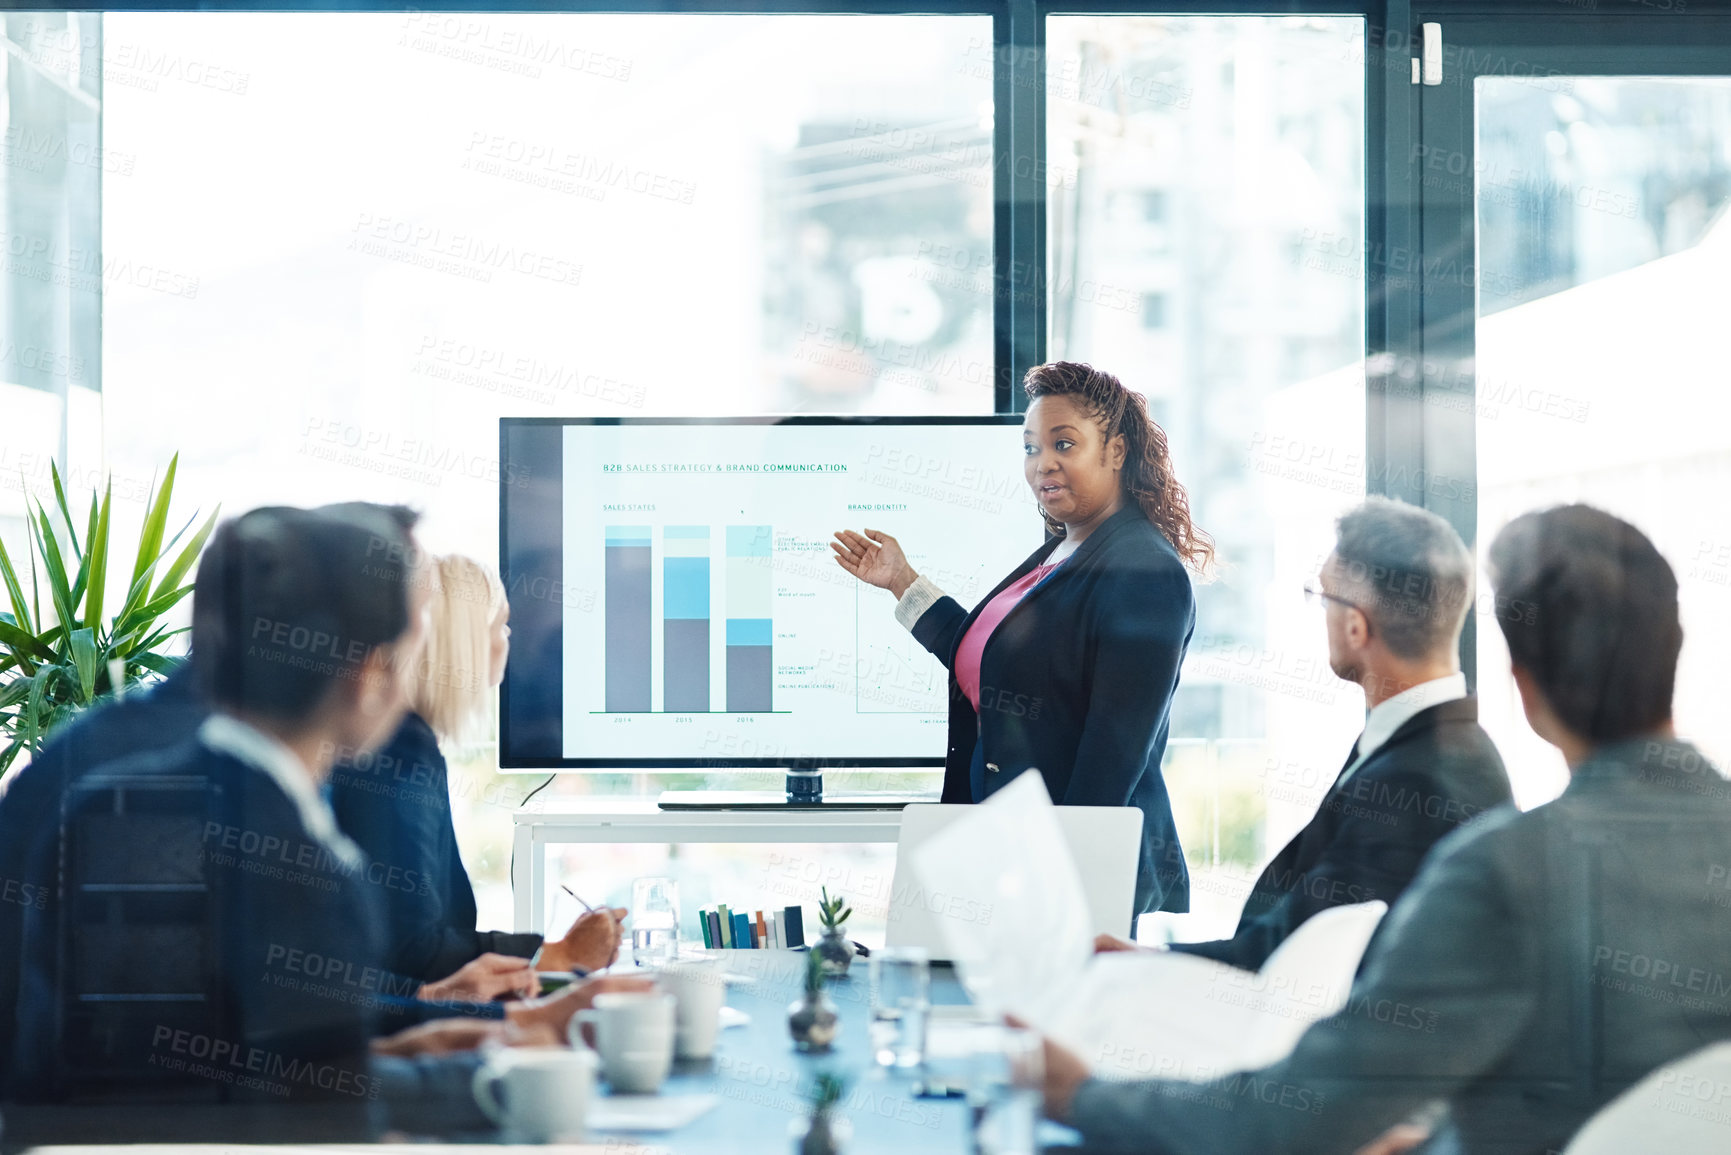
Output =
[{"x1": 529, "y1": 885, "x2": 599, "y2": 969}]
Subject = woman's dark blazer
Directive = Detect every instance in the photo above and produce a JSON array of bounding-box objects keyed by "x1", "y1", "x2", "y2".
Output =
[
  {"x1": 908, "y1": 503, "x2": 1195, "y2": 915},
  {"x1": 328, "y1": 713, "x2": 541, "y2": 981}
]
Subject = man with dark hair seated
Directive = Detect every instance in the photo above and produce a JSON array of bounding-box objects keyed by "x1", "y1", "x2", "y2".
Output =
[
  {"x1": 9, "y1": 505, "x2": 644, "y2": 1122},
  {"x1": 0, "y1": 502, "x2": 617, "y2": 1096},
  {"x1": 1040, "y1": 505, "x2": 1731, "y2": 1155},
  {"x1": 1101, "y1": 497, "x2": 1512, "y2": 970}
]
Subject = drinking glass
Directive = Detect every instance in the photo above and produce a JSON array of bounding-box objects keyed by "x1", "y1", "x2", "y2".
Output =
[
  {"x1": 869, "y1": 946, "x2": 931, "y2": 1068},
  {"x1": 631, "y1": 876, "x2": 680, "y2": 966},
  {"x1": 967, "y1": 1025, "x2": 1043, "y2": 1155}
]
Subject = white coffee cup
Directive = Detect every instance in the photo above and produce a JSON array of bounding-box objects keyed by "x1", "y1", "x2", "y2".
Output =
[
  {"x1": 573, "y1": 990, "x2": 676, "y2": 1093},
  {"x1": 471, "y1": 1046, "x2": 596, "y2": 1141},
  {"x1": 654, "y1": 958, "x2": 727, "y2": 1060}
]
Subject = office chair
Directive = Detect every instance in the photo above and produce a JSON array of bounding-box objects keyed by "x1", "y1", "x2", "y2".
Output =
[
  {"x1": 51, "y1": 771, "x2": 228, "y2": 1102},
  {"x1": 1562, "y1": 1042, "x2": 1731, "y2": 1154}
]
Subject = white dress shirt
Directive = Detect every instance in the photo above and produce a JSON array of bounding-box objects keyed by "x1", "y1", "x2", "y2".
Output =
[
  {"x1": 1339, "y1": 671, "x2": 1469, "y2": 785},
  {"x1": 199, "y1": 713, "x2": 364, "y2": 870}
]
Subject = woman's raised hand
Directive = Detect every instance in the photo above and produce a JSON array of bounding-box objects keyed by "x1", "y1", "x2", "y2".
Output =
[{"x1": 831, "y1": 529, "x2": 918, "y2": 597}]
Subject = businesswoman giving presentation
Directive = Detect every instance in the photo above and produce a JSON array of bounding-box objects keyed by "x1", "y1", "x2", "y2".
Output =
[{"x1": 832, "y1": 361, "x2": 1213, "y2": 916}]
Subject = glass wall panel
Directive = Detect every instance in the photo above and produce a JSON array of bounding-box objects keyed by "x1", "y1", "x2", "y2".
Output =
[
  {"x1": 0, "y1": 13, "x2": 102, "y2": 562},
  {"x1": 1475, "y1": 76, "x2": 1731, "y2": 806},
  {"x1": 1048, "y1": 15, "x2": 1366, "y2": 938}
]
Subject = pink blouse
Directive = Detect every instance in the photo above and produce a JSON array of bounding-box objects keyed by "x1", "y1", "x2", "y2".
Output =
[{"x1": 955, "y1": 561, "x2": 1059, "y2": 712}]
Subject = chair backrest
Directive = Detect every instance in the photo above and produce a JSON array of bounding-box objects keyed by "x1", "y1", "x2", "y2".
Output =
[
  {"x1": 1240, "y1": 899, "x2": 1388, "y2": 1067},
  {"x1": 1563, "y1": 1042, "x2": 1731, "y2": 1154},
  {"x1": 886, "y1": 802, "x2": 1143, "y2": 954},
  {"x1": 1257, "y1": 898, "x2": 1388, "y2": 992},
  {"x1": 52, "y1": 771, "x2": 227, "y2": 1101}
]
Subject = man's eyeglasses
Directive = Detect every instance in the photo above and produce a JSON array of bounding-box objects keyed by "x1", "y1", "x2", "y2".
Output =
[{"x1": 1302, "y1": 583, "x2": 1362, "y2": 613}]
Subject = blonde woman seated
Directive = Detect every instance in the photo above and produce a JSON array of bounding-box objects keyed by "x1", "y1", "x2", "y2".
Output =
[{"x1": 329, "y1": 554, "x2": 624, "y2": 988}]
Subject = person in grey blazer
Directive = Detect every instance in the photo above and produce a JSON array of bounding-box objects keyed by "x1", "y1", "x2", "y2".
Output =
[{"x1": 1038, "y1": 504, "x2": 1731, "y2": 1155}]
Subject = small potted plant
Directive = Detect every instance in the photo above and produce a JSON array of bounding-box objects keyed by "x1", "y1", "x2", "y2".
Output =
[
  {"x1": 814, "y1": 886, "x2": 856, "y2": 978},
  {"x1": 790, "y1": 1071, "x2": 850, "y2": 1155},
  {"x1": 787, "y1": 947, "x2": 840, "y2": 1053}
]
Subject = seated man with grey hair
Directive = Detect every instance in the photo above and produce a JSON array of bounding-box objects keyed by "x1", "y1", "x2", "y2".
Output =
[{"x1": 1102, "y1": 496, "x2": 1513, "y2": 970}]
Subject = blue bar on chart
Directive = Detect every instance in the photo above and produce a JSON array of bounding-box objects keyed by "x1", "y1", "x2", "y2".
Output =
[
  {"x1": 663, "y1": 527, "x2": 710, "y2": 713},
  {"x1": 725, "y1": 525, "x2": 773, "y2": 712},
  {"x1": 604, "y1": 526, "x2": 652, "y2": 712}
]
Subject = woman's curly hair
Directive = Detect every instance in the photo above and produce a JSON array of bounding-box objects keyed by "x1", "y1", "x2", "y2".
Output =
[{"x1": 1024, "y1": 361, "x2": 1214, "y2": 574}]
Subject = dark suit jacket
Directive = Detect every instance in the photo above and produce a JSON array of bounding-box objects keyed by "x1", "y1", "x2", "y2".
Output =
[
  {"x1": 9, "y1": 733, "x2": 501, "y2": 1104},
  {"x1": 1069, "y1": 737, "x2": 1731, "y2": 1155},
  {"x1": 909, "y1": 504, "x2": 1195, "y2": 916},
  {"x1": 1171, "y1": 697, "x2": 1512, "y2": 971},
  {"x1": 0, "y1": 667, "x2": 209, "y2": 1090},
  {"x1": 328, "y1": 713, "x2": 540, "y2": 982}
]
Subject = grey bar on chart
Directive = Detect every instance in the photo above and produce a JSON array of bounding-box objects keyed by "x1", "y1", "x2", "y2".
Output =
[
  {"x1": 725, "y1": 636, "x2": 773, "y2": 713},
  {"x1": 604, "y1": 526, "x2": 652, "y2": 712},
  {"x1": 663, "y1": 526, "x2": 711, "y2": 713},
  {"x1": 725, "y1": 525, "x2": 773, "y2": 713}
]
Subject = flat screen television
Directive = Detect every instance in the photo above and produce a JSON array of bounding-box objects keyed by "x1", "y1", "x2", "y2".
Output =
[{"x1": 498, "y1": 416, "x2": 1042, "y2": 769}]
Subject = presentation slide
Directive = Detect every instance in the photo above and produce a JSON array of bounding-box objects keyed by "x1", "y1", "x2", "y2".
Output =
[{"x1": 554, "y1": 420, "x2": 1040, "y2": 763}]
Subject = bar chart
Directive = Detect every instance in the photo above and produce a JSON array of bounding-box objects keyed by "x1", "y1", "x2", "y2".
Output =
[
  {"x1": 601, "y1": 523, "x2": 775, "y2": 713},
  {"x1": 560, "y1": 421, "x2": 1036, "y2": 760}
]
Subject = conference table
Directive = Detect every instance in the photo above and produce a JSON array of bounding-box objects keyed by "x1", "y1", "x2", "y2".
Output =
[
  {"x1": 4, "y1": 949, "x2": 1081, "y2": 1154},
  {"x1": 601, "y1": 947, "x2": 983, "y2": 1153}
]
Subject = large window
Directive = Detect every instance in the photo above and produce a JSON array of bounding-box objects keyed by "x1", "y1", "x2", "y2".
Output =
[
  {"x1": 1048, "y1": 15, "x2": 1367, "y2": 938},
  {"x1": 1474, "y1": 76, "x2": 1731, "y2": 805},
  {"x1": 90, "y1": 10, "x2": 996, "y2": 934},
  {"x1": 0, "y1": 14, "x2": 103, "y2": 566},
  {"x1": 79, "y1": 10, "x2": 1375, "y2": 940},
  {"x1": 100, "y1": 12, "x2": 995, "y2": 563}
]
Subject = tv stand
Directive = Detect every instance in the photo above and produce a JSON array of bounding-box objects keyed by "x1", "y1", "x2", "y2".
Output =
[
  {"x1": 511, "y1": 799, "x2": 930, "y2": 932},
  {"x1": 658, "y1": 768, "x2": 935, "y2": 811},
  {"x1": 655, "y1": 790, "x2": 932, "y2": 811}
]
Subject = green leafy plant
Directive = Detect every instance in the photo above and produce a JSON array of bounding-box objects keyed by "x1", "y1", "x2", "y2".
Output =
[
  {"x1": 804, "y1": 943, "x2": 827, "y2": 996},
  {"x1": 0, "y1": 455, "x2": 217, "y2": 776},
  {"x1": 818, "y1": 886, "x2": 852, "y2": 934},
  {"x1": 808, "y1": 1070, "x2": 847, "y2": 1115},
  {"x1": 798, "y1": 1070, "x2": 850, "y2": 1154}
]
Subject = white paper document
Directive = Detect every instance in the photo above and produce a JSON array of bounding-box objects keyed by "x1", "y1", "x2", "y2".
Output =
[
  {"x1": 1045, "y1": 901, "x2": 1388, "y2": 1082},
  {"x1": 908, "y1": 771, "x2": 1095, "y2": 1026},
  {"x1": 907, "y1": 771, "x2": 1388, "y2": 1082}
]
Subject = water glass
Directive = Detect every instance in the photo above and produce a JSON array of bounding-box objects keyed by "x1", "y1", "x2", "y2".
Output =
[
  {"x1": 631, "y1": 876, "x2": 680, "y2": 966},
  {"x1": 869, "y1": 946, "x2": 931, "y2": 1068},
  {"x1": 967, "y1": 1025, "x2": 1043, "y2": 1155}
]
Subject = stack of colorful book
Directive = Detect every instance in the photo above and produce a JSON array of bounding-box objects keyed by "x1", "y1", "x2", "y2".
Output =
[{"x1": 698, "y1": 904, "x2": 805, "y2": 950}]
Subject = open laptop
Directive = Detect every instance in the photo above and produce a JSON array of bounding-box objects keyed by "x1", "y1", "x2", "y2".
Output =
[{"x1": 885, "y1": 803, "x2": 1143, "y2": 957}]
